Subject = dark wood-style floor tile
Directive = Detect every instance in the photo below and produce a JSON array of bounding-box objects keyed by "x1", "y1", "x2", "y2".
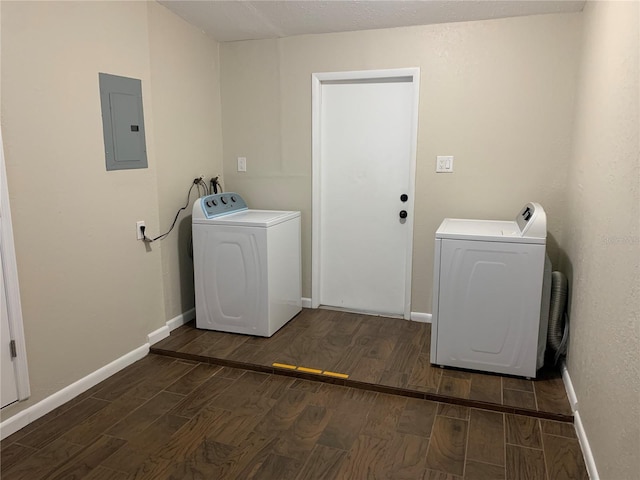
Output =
[
  {"x1": 1, "y1": 437, "x2": 84, "y2": 480},
  {"x1": 503, "y1": 376, "x2": 534, "y2": 392},
  {"x1": 503, "y1": 388, "x2": 537, "y2": 410},
  {"x1": 397, "y1": 398, "x2": 438, "y2": 438},
  {"x1": 42, "y1": 435, "x2": 126, "y2": 480},
  {"x1": 62, "y1": 393, "x2": 148, "y2": 446},
  {"x1": 152, "y1": 322, "x2": 205, "y2": 351},
  {"x1": 467, "y1": 408, "x2": 504, "y2": 467},
  {"x1": 334, "y1": 434, "x2": 390, "y2": 479},
  {"x1": 275, "y1": 404, "x2": 331, "y2": 461},
  {"x1": 169, "y1": 374, "x2": 233, "y2": 418},
  {"x1": 92, "y1": 355, "x2": 175, "y2": 402},
  {"x1": 150, "y1": 310, "x2": 572, "y2": 418},
  {"x1": 254, "y1": 388, "x2": 311, "y2": 434},
  {"x1": 465, "y1": 459, "x2": 506, "y2": 480},
  {"x1": 534, "y1": 376, "x2": 572, "y2": 415},
  {"x1": 296, "y1": 444, "x2": 346, "y2": 480},
  {"x1": 316, "y1": 406, "x2": 367, "y2": 451},
  {"x1": 0, "y1": 442, "x2": 37, "y2": 471},
  {"x1": 2, "y1": 349, "x2": 584, "y2": 480},
  {"x1": 542, "y1": 433, "x2": 588, "y2": 480},
  {"x1": 423, "y1": 469, "x2": 463, "y2": 480},
  {"x1": 82, "y1": 465, "x2": 131, "y2": 480},
  {"x1": 131, "y1": 406, "x2": 230, "y2": 479},
  {"x1": 361, "y1": 393, "x2": 407, "y2": 440},
  {"x1": 506, "y1": 444, "x2": 548, "y2": 480},
  {"x1": 125, "y1": 359, "x2": 195, "y2": 399},
  {"x1": 436, "y1": 403, "x2": 469, "y2": 420},
  {"x1": 438, "y1": 375, "x2": 471, "y2": 398},
  {"x1": 220, "y1": 429, "x2": 282, "y2": 480},
  {"x1": 425, "y1": 416, "x2": 468, "y2": 476},
  {"x1": 541, "y1": 419, "x2": 577, "y2": 438},
  {"x1": 164, "y1": 362, "x2": 219, "y2": 395},
  {"x1": 206, "y1": 394, "x2": 275, "y2": 448},
  {"x1": 505, "y1": 414, "x2": 542, "y2": 449},
  {"x1": 408, "y1": 354, "x2": 442, "y2": 392},
  {"x1": 386, "y1": 433, "x2": 430, "y2": 479},
  {"x1": 243, "y1": 452, "x2": 303, "y2": 480},
  {"x1": 18, "y1": 397, "x2": 110, "y2": 449},
  {"x1": 107, "y1": 391, "x2": 184, "y2": 441},
  {"x1": 101, "y1": 414, "x2": 190, "y2": 474},
  {"x1": 469, "y1": 372, "x2": 502, "y2": 404},
  {"x1": 207, "y1": 370, "x2": 268, "y2": 410}
]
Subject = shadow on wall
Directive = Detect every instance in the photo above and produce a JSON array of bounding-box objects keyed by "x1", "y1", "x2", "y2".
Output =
[
  {"x1": 178, "y1": 215, "x2": 196, "y2": 312},
  {"x1": 551, "y1": 237, "x2": 573, "y2": 369}
]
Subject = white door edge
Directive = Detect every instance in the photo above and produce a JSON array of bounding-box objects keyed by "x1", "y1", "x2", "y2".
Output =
[
  {"x1": 311, "y1": 68, "x2": 420, "y2": 319},
  {"x1": 0, "y1": 128, "x2": 30, "y2": 403}
]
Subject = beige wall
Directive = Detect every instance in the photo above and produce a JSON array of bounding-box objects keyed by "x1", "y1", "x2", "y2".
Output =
[
  {"x1": 0, "y1": 1, "x2": 221, "y2": 419},
  {"x1": 220, "y1": 13, "x2": 582, "y2": 312},
  {"x1": 147, "y1": 2, "x2": 223, "y2": 319},
  {"x1": 561, "y1": 1, "x2": 640, "y2": 478}
]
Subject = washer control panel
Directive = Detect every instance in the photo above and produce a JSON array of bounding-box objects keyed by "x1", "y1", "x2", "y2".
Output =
[{"x1": 201, "y1": 192, "x2": 248, "y2": 219}]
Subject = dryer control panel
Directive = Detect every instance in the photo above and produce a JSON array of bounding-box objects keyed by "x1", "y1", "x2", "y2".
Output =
[
  {"x1": 200, "y1": 193, "x2": 248, "y2": 219},
  {"x1": 515, "y1": 202, "x2": 546, "y2": 238}
]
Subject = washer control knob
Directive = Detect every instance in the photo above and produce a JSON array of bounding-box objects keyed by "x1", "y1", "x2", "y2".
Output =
[
  {"x1": 399, "y1": 210, "x2": 408, "y2": 219},
  {"x1": 400, "y1": 194, "x2": 408, "y2": 202},
  {"x1": 221, "y1": 197, "x2": 227, "y2": 205},
  {"x1": 231, "y1": 196, "x2": 236, "y2": 202},
  {"x1": 211, "y1": 199, "x2": 217, "y2": 206}
]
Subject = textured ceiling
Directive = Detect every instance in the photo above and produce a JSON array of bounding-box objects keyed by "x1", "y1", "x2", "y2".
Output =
[{"x1": 158, "y1": 0, "x2": 586, "y2": 43}]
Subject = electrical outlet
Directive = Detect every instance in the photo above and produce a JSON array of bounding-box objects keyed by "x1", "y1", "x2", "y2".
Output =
[
  {"x1": 136, "y1": 221, "x2": 146, "y2": 240},
  {"x1": 237, "y1": 157, "x2": 247, "y2": 172}
]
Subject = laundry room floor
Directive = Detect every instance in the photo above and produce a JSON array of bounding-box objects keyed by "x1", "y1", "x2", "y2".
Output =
[
  {"x1": 0, "y1": 355, "x2": 588, "y2": 480},
  {"x1": 151, "y1": 309, "x2": 573, "y2": 421}
]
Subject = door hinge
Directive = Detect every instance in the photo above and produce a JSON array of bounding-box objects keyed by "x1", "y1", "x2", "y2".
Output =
[{"x1": 9, "y1": 340, "x2": 17, "y2": 358}]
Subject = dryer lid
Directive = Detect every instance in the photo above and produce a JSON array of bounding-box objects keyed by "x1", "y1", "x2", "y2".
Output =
[
  {"x1": 435, "y1": 203, "x2": 546, "y2": 244},
  {"x1": 193, "y1": 209, "x2": 300, "y2": 227}
]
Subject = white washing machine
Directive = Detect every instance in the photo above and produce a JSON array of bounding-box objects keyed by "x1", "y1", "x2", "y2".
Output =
[
  {"x1": 192, "y1": 192, "x2": 301, "y2": 337},
  {"x1": 431, "y1": 202, "x2": 551, "y2": 378}
]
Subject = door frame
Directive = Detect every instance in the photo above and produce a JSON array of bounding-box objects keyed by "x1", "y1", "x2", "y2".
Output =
[
  {"x1": 1, "y1": 127, "x2": 30, "y2": 404},
  {"x1": 311, "y1": 68, "x2": 420, "y2": 319}
]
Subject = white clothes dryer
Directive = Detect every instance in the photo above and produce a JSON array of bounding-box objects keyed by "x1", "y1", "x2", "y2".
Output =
[
  {"x1": 431, "y1": 203, "x2": 551, "y2": 378},
  {"x1": 192, "y1": 193, "x2": 301, "y2": 337}
]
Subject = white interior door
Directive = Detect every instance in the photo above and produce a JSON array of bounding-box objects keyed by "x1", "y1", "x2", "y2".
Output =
[
  {"x1": 1, "y1": 127, "x2": 29, "y2": 411},
  {"x1": 1, "y1": 237, "x2": 19, "y2": 408},
  {"x1": 313, "y1": 70, "x2": 419, "y2": 318}
]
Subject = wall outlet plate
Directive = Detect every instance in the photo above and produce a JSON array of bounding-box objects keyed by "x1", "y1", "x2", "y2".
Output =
[
  {"x1": 237, "y1": 157, "x2": 247, "y2": 172},
  {"x1": 436, "y1": 155, "x2": 454, "y2": 173},
  {"x1": 136, "y1": 221, "x2": 146, "y2": 240}
]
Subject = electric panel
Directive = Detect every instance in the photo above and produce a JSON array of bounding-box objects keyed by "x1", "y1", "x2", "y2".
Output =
[{"x1": 99, "y1": 73, "x2": 148, "y2": 171}]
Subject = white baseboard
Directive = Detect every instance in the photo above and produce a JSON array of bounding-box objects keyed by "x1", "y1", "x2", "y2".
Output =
[
  {"x1": 0, "y1": 344, "x2": 148, "y2": 440},
  {"x1": 147, "y1": 326, "x2": 170, "y2": 346},
  {"x1": 410, "y1": 312, "x2": 432, "y2": 323},
  {"x1": 561, "y1": 362, "x2": 599, "y2": 480},
  {"x1": 302, "y1": 301, "x2": 431, "y2": 324},
  {"x1": 1, "y1": 308, "x2": 198, "y2": 441},
  {"x1": 148, "y1": 308, "x2": 196, "y2": 346},
  {"x1": 167, "y1": 308, "x2": 195, "y2": 331}
]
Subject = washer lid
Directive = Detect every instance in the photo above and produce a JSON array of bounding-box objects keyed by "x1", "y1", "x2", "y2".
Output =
[
  {"x1": 193, "y1": 209, "x2": 300, "y2": 227},
  {"x1": 436, "y1": 202, "x2": 547, "y2": 244}
]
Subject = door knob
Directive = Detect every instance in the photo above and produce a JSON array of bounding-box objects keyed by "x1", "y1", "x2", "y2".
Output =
[{"x1": 399, "y1": 210, "x2": 408, "y2": 219}]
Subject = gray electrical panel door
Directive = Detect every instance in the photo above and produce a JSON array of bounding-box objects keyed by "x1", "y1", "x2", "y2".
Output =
[{"x1": 99, "y1": 73, "x2": 148, "y2": 170}]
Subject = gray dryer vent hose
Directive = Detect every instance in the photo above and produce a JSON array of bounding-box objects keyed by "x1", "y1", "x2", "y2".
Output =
[{"x1": 548, "y1": 271, "x2": 569, "y2": 365}]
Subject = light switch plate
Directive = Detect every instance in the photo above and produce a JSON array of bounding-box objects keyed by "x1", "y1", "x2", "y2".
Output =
[{"x1": 436, "y1": 155, "x2": 454, "y2": 173}]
